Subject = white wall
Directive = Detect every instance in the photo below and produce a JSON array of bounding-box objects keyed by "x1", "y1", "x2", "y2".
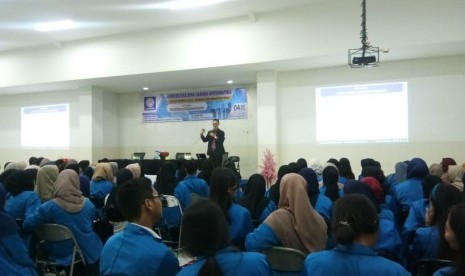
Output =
[
  {"x1": 2, "y1": 55, "x2": 465, "y2": 178},
  {"x1": 117, "y1": 86, "x2": 258, "y2": 177},
  {"x1": 0, "y1": 87, "x2": 119, "y2": 168},
  {"x1": 276, "y1": 55, "x2": 465, "y2": 175}
]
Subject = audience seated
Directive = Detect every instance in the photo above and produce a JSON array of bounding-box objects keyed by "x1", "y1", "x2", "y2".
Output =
[
  {"x1": 298, "y1": 168, "x2": 332, "y2": 222},
  {"x1": 210, "y1": 167, "x2": 253, "y2": 249},
  {"x1": 390, "y1": 157, "x2": 429, "y2": 226},
  {"x1": 246, "y1": 173, "x2": 327, "y2": 254},
  {"x1": 344, "y1": 180, "x2": 402, "y2": 260},
  {"x1": 197, "y1": 158, "x2": 214, "y2": 186},
  {"x1": 302, "y1": 194, "x2": 410, "y2": 276},
  {"x1": 174, "y1": 160, "x2": 209, "y2": 208},
  {"x1": 267, "y1": 165, "x2": 291, "y2": 205},
  {"x1": 100, "y1": 177, "x2": 180, "y2": 276},
  {"x1": 34, "y1": 165, "x2": 59, "y2": 202},
  {"x1": 154, "y1": 162, "x2": 178, "y2": 195},
  {"x1": 444, "y1": 165, "x2": 464, "y2": 192},
  {"x1": 320, "y1": 164, "x2": 344, "y2": 202},
  {"x1": 178, "y1": 199, "x2": 272, "y2": 276},
  {"x1": 238, "y1": 174, "x2": 276, "y2": 227},
  {"x1": 0, "y1": 183, "x2": 38, "y2": 276},
  {"x1": 409, "y1": 183, "x2": 464, "y2": 265},
  {"x1": 23, "y1": 169, "x2": 102, "y2": 275},
  {"x1": 125, "y1": 162, "x2": 142, "y2": 178},
  {"x1": 90, "y1": 163, "x2": 114, "y2": 200},
  {"x1": 4, "y1": 170, "x2": 41, "y2": 248},
  {"x1": 104, "y1": 168, "x2": 133, "y2": 233},
  {"x1": 433, "y1": 203, "x2": 465, "y2": 276},
  {"x1": 338, "y1": 157, "x2": 355, "y2": 183}
]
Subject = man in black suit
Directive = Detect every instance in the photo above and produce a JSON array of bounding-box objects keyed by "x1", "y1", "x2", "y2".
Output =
[{"x1": 200, "y1": 119, "x2": 225, "y2": 168}]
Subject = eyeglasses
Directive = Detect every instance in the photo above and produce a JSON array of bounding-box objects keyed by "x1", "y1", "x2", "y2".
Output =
[{"x1": 147, "y1": 195, "x2": 164, "y2": 200}]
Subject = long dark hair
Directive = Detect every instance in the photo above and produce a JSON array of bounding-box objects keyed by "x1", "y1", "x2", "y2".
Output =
[
  {"x1": 447, "y1": 204, "x2": 465, "y2": 276},
  {"x1": 332, "y1": 194, "x2": 379, "y2": 244},
  {"x1": 322, "y1": 165, "x2": 340, "y2": 202},
  {"x1": 210, "y1": 168, "x2": 237, "y2": 223},
  {"x1": 238, "y1": 174, "x2": 269, "y2": 220},
  {"x1": 338, "y1": 158, "x2": 355, "y2": 180},
  {"x1": 154, "y1": 162, "x2": 178, "y2": 195},
  {"x1": 182, "y1": 199, "x2": 230, "y2": 276},
  {"x1": 268, "y1": 165, "x2": 291, "y2": 205},
  {"x1": 429, "y1": 184, "x2": 465, "y2": 260}
]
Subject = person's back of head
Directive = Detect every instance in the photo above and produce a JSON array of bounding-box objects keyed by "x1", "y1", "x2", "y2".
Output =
[
  {"x1": 323, "y1": 164, "x2": 340, "y2": 202},
  {"x1": 327, "y1": 158, "x2": 340, "y2": 170},
  {"x1": 65, "y1": 163, "x2": 80, "y2": 175},
  {"x1": 210, "y1": 168, "x2": 236, "y2": 222},
  {"x1": 4, "y1": 170, "x2": 34, "y2": 196},
  {"x1": 117, "y1": 177, "x2": 160, "y2": 223},
  {"x1": 78, "y1": 160, "x2": 90, "y2": 172},
  {"x1": 446, "y1": 203, "x2": 465, "y2": 276},
  {"x1": 332, "y1": 194, "x2": 379, "y2": 246},
  {"x1": 422, "y1": 175, "x2": 442, "y2": 199},
  {"x1": 339, "y1": 157, "x2": 355, "y2": 180},
  {"x1": 288, "y1": 162, "x2": 300, "y2": 173},
  {"x1": 182, "y1": 199, "x2": 229, "y2": 276},
  {"x1": 296, "y1": 158, "x2": 308, "y2": 171},
  {"x1": 29, "y1": 156, "x2": 39, "y2": 166},
  {"x1": 185, "y1": 160, "x2": 199, "y2": 175}
]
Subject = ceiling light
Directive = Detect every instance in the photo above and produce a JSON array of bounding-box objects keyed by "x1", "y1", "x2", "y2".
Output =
[
  {"x1": 34, "y1": 20, "x2": 75, "y2": 32},
  {"x1": 227, "y1": 80, "x2": 233, "y2": 84},
  {"x1": 152, "y1": 0, "x2": 229, "y2": 10},
  {"x1": 143, "y1": 87, "x2": 149, "y2": 91}
]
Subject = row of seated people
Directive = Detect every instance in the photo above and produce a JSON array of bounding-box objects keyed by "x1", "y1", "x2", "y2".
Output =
[{"x1": 1, "y1": 155, "x2": 465, "y2": 275}]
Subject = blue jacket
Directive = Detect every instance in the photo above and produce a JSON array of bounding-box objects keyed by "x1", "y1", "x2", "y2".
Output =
[
  {"x1": 23, "y1": 198, "x2": 102, "y2": 266},
  {"x1": 433, "y1": 266, "x2": 454, "y2": 276},
  {"x1": 258, "y1": 201, "x2": 277, "y2": 223},
  {"x1": 410, "y1": 226, "x2": 439, "y2": 260},
  {"x1": 314, "y1": 194, "x2": 332, "y2": 221},
  {"x1": 100, "y1": 223, "x2": 180, "y2": 276},
  {"x1": 173, "y1": 175, "x2": 209, "y2": 208},
  {"x1": 90, "y1": 179, "x2": 114, "y2": 199},
  {"x1": 5, "y1": 191, "x2": 41, "y2": 247},
  {"x1": 302, "y1": 243, "x2": 410, "y2": 276},
  {"x1": 390, "y1": 178, "x2": 424, "y2": 223},
  {"x1": 373, "y1": 209, "x2": 402, "y2": 257},
  {"x1": 0, "y1": 230, "x2": 38, "y2": 276},
  {"x1": 402, "y1": 199, "x2": 427, "y2": 244},
  {"x1": 228, "y1": 203, "x2": 253, "y2": 246},
  {"x1": 245, "y1": 223, "x2": 281, "y2": 252},
  {"x1": 178, "y1": 247, "x2": 271, "y2": 276}
]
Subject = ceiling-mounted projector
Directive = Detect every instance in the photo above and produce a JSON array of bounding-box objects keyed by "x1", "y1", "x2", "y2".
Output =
[
  {"x1": 349, "y1": 46, "x2": 379, "y2": 68},
  {"x1": 348, "y1": 0, "x2": 380, "y2": 68}
]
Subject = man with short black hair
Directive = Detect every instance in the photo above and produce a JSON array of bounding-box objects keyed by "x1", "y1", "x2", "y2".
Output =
[
  {"x1": 174, "y1": 160, "x2": 209, "y2": 208},
  {"x1": 200, "y1": 118, "x2": 225, "y2": 168},
  {"x1": 100, "y1": 177, "x2": 180, "y2": 276}
]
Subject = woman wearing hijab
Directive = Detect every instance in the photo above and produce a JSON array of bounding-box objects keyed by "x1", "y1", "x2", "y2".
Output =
[
  {"x1": 90, "y1": 163, "x2": 114, "y2": 199},
  {"x1": 246, "y1": 173, "x2": 327, "y2": 255},
  {"x1": 344, "y1": 180, "x2": 402, "y2": 260},
  {"x1": 125, "y1": 163, "x2": 142, "y2": 179},
  {"x1": 390, "y1": 157, "x2": 429, "y2": 225},
  {"x1": 320, "y1": 164, "x2": 344, "y2": 202},
  {"x1": 35, "y1": 165, "x2": 59, "y2": 202},
  {"x1": 238, "y1": 174, "x2": 276, "y2": 227},
  {"x1": 0, "y1": 183, "x2": 38, "y2": 276},
  {"x1": 445, "y1": 165, "x2": 464, "y2": 192},
  {"x1": 299, "y1": 168, "x2": 332, "y2": 222},
  {"x1": 23, "y1": 169, "x2": 102, "y2": 276}
]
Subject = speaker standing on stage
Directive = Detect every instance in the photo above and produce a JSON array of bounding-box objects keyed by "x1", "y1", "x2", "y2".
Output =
[{"x1": 201, "y1": 119, "x2": 225, "y2": 168}]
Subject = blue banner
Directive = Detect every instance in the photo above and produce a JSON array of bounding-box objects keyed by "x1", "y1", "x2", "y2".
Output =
[{"x1": 143, "y1": 88, "x2": 247, "y2": 123}]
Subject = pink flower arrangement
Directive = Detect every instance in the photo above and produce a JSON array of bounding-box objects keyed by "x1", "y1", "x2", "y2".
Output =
[{"x1": 259, "y1": 149, "x2": 277, "y2": 186}]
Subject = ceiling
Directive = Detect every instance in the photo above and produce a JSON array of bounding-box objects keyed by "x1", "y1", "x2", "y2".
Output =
[{"x1": 1, "y1": 0, "x2": 464, "y2": 95}]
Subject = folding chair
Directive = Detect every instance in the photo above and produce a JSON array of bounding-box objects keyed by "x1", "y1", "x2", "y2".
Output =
[
  {"x1": 262, "y1": 246, "x2": 306, "y2": 273},
  {"x1": 160, "y1": 195, "x2": 183, "y2": 255},
  {"x1": 35, "y1": 224, "x2": 85, "y2": 276}
]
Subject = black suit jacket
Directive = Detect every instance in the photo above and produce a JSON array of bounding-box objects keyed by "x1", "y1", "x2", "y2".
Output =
[{"x1": 200, "y1": 129, "x2": 225, "y2": 156}]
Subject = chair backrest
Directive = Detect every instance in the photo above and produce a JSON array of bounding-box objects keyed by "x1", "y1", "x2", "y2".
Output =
[
  {"x1": 262, "y1": 246, "x2": 306, "y2": 272},
  {"x1": 221, "y1": 152, "x2": 229, "y2": 167},
  {"x1": 36, "y1": 223, "x2": 74, "y2": 242},
  {"x1": 162, "y1": 195, "x2": 183, "y2": 228},
  {"x1": 417, "y1": 259, "x2": 455, "y2": 276},
  {"x1": 227, "y1": 156, "x2": 240, "y2": 163}
]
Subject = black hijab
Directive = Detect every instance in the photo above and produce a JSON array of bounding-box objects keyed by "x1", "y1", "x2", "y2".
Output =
[
  {"x1": 298, "y1": 168, "x2": 319, "y2": 207},
  {"x1": 239, "y1": 174, "x2": 270, "y2": 221}
]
